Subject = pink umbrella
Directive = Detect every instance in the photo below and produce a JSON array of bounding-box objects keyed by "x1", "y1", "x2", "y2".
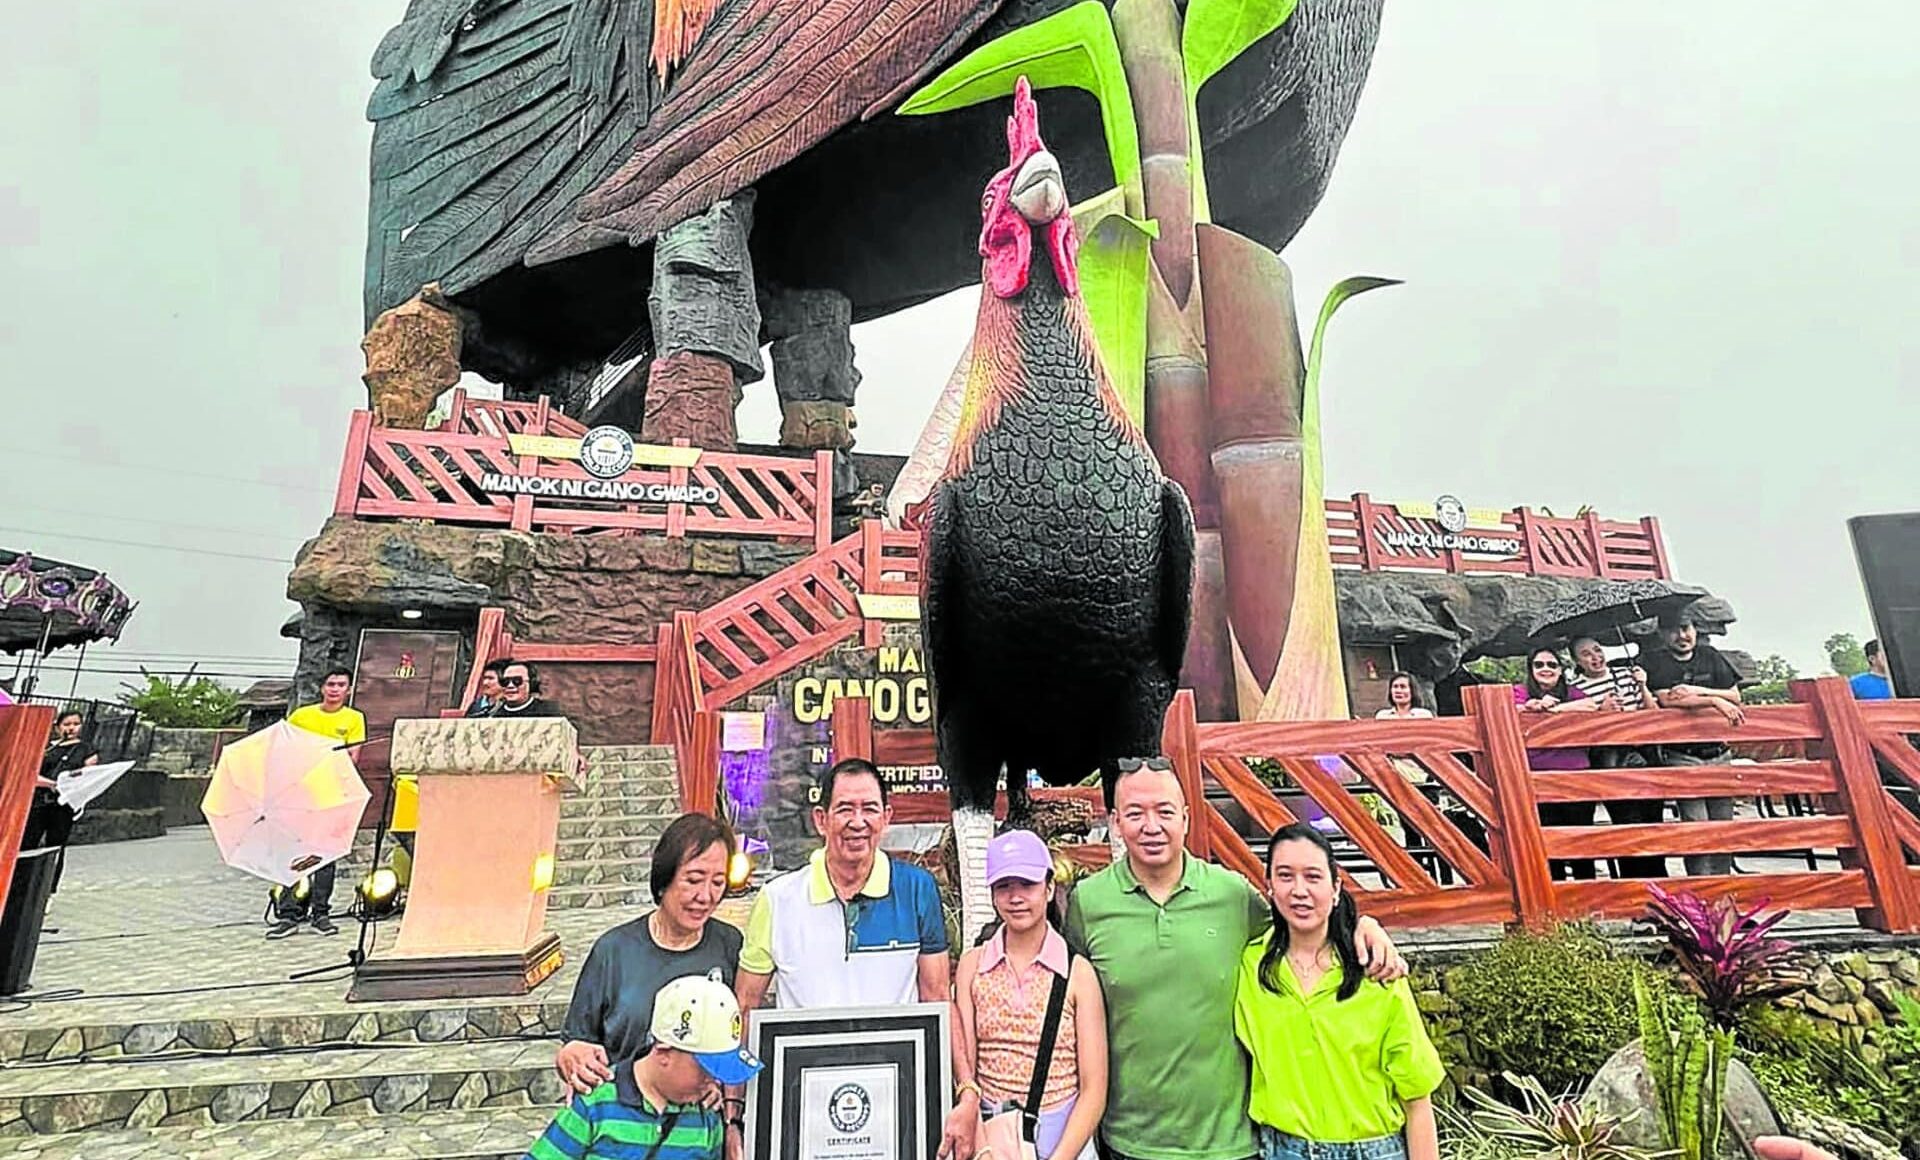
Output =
[{"x1": 201, "y1": 722, "x2": 369, "y2": 887}]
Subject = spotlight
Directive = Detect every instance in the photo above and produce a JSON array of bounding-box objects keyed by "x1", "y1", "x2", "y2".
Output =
[
  {"x1": 531, "y1": 853, "x2": 555, "y2": 892},
  {"x1": 399, "y1": 609, "x2": 424, "y2": 620},
  {"x1": 727, "y1": 850, "x2": 754, "y2": 892},
  {"x1": 358, "y1": 867, "x2": 401, "y2": 918}
]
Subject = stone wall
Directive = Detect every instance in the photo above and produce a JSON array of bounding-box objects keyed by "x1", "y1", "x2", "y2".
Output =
[{"x1": 285, "y1": 518, "x2": 810, "y2": 740}]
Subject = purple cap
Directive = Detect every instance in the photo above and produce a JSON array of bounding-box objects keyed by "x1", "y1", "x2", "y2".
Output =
[{"x1": 985, "y1": 829, "x2": 1052, "y2": 885}]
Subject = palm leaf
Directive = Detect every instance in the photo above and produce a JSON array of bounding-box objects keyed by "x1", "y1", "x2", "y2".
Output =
[
  {"x1": 898, "y1": 1, "x2": 1143, "y2": 210},
  {"x1": 1072, "y1": 186, "x2": 1157, "y2": 425}
]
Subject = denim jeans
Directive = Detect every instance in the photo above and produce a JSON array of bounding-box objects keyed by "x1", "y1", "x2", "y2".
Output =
[
  {"x1": 1257, "y1": 1126, "x2": 1407, "y2": 1160},
  {"x1": 1665, "y1": 746, "x2": 1736, "y2": 876}
]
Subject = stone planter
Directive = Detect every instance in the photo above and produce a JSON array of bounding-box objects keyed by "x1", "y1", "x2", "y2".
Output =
[{"x1": 1580, "y1": 1039, "x2": 1779, "y2": 1158}]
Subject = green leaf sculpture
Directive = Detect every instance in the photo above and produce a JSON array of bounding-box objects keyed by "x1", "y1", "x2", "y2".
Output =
[
  {"x1": 1072, "y1": 187, "x2": 1157, "y2": 425},
  {"x1": 1182, "y1": 0, "x2": 1299, "y2": 100},
  {"x1": 899, "y1": 1, "x2": 1143, "y2": 212}
]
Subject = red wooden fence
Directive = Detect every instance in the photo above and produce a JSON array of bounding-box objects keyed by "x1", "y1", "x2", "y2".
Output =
[
  {"x1": 778, "y1": 679, "x2": 1920, "y2": 934},
  {"x1": 0, "y1": 705, "x2": 55, "y2": 920},
  {"x1": 335, "y1": 402, "x2": 835, "y2": 547},
  {"x1": 1326, "y1": 493, "x2": 1669, "y2": 579}
]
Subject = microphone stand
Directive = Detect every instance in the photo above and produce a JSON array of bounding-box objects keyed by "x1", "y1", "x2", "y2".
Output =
[{"x1": 288, "y1": 731, "x2": 397, "y2": 983}]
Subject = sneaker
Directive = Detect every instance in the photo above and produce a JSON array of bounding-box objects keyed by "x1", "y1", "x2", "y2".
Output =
[
  {"x1": 265, "y1": 918, "x2": 302, "y2": 940},
  {"x1": 310, "y1": 913, "x2": 339, "y2": 936}
]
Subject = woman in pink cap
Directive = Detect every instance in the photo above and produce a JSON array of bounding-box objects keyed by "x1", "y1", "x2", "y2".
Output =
[{"x1": 951, "y1": 829, "x2": 1106, "y2": 1160}]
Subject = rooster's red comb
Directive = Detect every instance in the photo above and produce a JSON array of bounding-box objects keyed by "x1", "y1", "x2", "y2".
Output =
[{"x1": 1005, "y1": 77, "x2": 1044, "y2": 167}]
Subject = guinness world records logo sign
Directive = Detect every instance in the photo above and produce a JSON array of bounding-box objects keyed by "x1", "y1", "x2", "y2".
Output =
[
  {"x1": 578, "y1": 425, "x2": 635, "y2": 479},
  {"x1": 827, "y1": 1083, "x2": 873, "y2": 1133}
]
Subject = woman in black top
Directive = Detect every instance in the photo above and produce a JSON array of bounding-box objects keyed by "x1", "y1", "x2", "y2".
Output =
[{"x1": 28, "y1": 711, "x2": 96, "y2": 886}]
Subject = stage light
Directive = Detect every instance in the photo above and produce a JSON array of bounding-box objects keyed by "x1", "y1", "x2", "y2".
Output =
[
  {"x1": 531, "y1": 853, "x2": 555, "y2": 892},
  {"x1": 358, "y1": 867, "x2": 401, "y2": 918},
  {"x1": 727, "y1": 850, "x2": 754, "y2": 891},
  {"x1": 400, "y1": 609, "x2": 424, "y2": 620}
]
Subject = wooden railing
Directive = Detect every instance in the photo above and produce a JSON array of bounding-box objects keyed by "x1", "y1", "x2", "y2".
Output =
[
  {"x1": 810, "y1": 679, "x2": 1920, "y2": 934},
  {"x1": 334, "y1": 401, "x2": 835, "y2": 546},
  {"x1": 1326, "y1": 493, "x2": 1671, "y2": 579},
  {"x1": 0, "y1": 704, "x2": 55, "y2": 918}
]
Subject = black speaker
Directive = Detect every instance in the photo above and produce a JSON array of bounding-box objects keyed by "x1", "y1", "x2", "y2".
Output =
[{"x1": 1849, "y1": 512, "x2": 1920, "y2": 697}]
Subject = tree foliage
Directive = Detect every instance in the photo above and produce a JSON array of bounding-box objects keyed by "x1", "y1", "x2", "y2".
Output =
[
  {"x1": 119, "y1": 669, "x2": 242, "y2": 728},
  {"x1": 1467, "y1": 656, "x2": 1529, "y2": 685},
  {"x1": 1824, "y1": 633, "x2": 1868, "y2": 677},
  {"x1": 1745, "y1": 654, "x2": 1798, "y2": 705}
]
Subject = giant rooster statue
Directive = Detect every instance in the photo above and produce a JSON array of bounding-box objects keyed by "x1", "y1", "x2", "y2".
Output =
[{"x1": 918, "y1": 79, "x2": 1194, "y2": 944}]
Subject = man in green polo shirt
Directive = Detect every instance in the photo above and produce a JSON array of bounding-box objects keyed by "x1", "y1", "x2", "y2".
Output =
[{"x1": 1064, "y1": 761, "x2": 1407, "y2": 1160}]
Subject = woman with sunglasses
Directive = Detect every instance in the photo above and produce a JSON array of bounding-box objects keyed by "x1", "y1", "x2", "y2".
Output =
[
  {"x1": 493, "y1": 660, "x2": 565, "y2": 718},
  {"x1": 1517, "y1": 647, "x2": 1603, "y2": 881}
]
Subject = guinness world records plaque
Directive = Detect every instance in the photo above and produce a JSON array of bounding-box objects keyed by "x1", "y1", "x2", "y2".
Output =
[{"x1": 744, "y1": 1002, "x2": 950, "y2": 1160}]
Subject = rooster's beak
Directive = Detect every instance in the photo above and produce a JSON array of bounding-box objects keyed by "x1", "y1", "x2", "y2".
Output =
[{"x1": 1009, "y1": 150, "x2": 1066, "y2": 224}]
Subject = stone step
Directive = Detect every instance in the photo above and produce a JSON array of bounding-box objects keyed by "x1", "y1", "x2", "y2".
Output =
[
  {"x1": 552, "y1": 857, "x2": 652, "y2": 889},
  {"x1": 0, "y1": 1037, "x2": 563, "y2": 1136},
  {"x1": 556, "y1": 813, "x2": 675, "y2": 842},
  {"x1": 0, "y1": 998, "x2": 568, "y2": 1066},
  {"x1": 545, "y1": 883, "x2": 653, "y2": 911},
  {"x1": 3, "y1": 1105, "x2": 556, "y2": 1160},
  {"x1": 557, "y1": 834, "x2": 664, "y2": 862},
  {"x1": 560, "y1": 792, "x2": 680, "y2": 820},
  {"x1": 575, "y1": 776, "x2": 679, "y2": 801}
]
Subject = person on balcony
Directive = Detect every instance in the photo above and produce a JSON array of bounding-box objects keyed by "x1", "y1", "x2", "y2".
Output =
[
  {"x1": 494, "y1": 661, "x2": 565, "y2": 719},
  {"x1": 1373, "y1": 673, "x2": 1433, "y2": 720},
  {"x1": 1850, "y1": 639, "x2": 1895, "y2": 700},
  {"x1": 1517, "y1": 648, "x2": 1603, "y2": 882},
  {"x1": 1568, "y1": 637, "x2": 1667, "y2": 880},
  {"x1": 465, "y1": 658, "x2": 509, "y2": 717},
  {"x1": 1640, "y1": 611, "x2": 1744, "y2": 876}
]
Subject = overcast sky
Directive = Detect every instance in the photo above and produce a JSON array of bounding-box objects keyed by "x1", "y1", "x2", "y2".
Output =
[{"x1": 3, "y1": 2, "x2": 1914, "y2": 702}]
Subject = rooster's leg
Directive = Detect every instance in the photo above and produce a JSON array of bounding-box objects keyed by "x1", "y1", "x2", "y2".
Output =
[{"x1": 952, "y1": 803, "x2": 997, "y2": 952}]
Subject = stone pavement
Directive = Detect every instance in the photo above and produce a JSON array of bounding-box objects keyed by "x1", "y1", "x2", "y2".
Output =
[{"x1": 0, "y1": 746, "x2": 717, "y2": 1157}]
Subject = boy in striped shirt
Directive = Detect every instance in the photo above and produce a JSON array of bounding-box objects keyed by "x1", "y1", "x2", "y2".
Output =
[{"x1": 527, "y1": 972, "x2": 762, "y2": 1160}]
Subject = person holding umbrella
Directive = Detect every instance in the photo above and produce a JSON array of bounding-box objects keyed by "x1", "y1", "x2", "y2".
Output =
[{"x1": 268, "y1": 667, "x2": 367, "y2": 938}]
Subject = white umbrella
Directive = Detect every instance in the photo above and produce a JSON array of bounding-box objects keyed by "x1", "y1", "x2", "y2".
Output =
[
  {"x1": 56, "y1": 759, "x2": 136, "y2": 816},
  {"x1": 200, "y1": 721, "x2": 370, "y2": 887}
]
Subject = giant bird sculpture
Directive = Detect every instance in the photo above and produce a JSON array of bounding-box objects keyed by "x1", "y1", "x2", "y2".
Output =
[
  {"x1": 919, "y1": 79, "x2": 1194, "y2": 944},
  {"x1": 363, "y1": 0, "x2": 1381, "y2": 404}
]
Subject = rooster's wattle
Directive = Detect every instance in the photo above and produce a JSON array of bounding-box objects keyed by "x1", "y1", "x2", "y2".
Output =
[{"x1": 919, "y1": 78, "x2": 1195, "y2": 942}]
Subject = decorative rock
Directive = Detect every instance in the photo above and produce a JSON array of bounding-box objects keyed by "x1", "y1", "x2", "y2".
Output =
[
  {"x1": 124, "y1": 1023, "x2": 180, "y2": 1057},
  {"x1": 362, "y1": 283, "x2": 466, "y2": 429},
  {"x1": 1894, "y1": 958, "x2": 1920, "y2": 986},
  {"x1": 1814, "y1": 974, "x2": 1849, "y2": 1004},
  {"x1": 44, "y1": 1029, "x2": 82, "y2": 1061},
  {"x1": 1582, "y1": 1041, "x2": 1778, "y2": 1159},
  {"x1": 1840, "y1": 975, "x2": 1867, "y2": 1002},
  {"x1": 126, "y1": 1089, "x2": 167, "y2": 1130},
  {"x1": 373, "y1": 1073, "x2": 430, "y2": 1113},
  {"x1": 1865, "y1": 978, "x2": 1900, "y2": 1013},
  {"x1": 528, "y1": 1071, "x2": 568, "y2": 1106},
  {"x1": 779, "y1": 401, "x2": 855, "y2": 451},
  {"x1": 418, "y1": 1008, "x2": 466, "y2": 1043},
  {"x1": 1853, "y1": 999, "x2": 1881, "y2": 1026},
  {"x1": 452, "y1": 1072, "x2": 489, "y2": 1110},
  {"x1": 691, "y1": 541, "x2": 742, "y2": 576},
  {"x1": 347, "y1": 1013, "x2": 380, "y2": 1044},
  {"x1": 292, "y1": 1081, "x2": 331, "y2": 1119},
  {"x1": 210, "y1": 1083, "x2": 271, "y2": 1123},
  {"x1": 636, "y1": 536, "x2": 695, "y2": 573}
]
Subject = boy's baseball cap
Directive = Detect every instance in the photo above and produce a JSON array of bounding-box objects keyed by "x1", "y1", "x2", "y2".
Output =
[
  {"x1": 649, "y1": 971, "x2": 764, "y2": 1085},
  {"x1": 985, "y1": 829, "x2": 1053, "y2": 886}
]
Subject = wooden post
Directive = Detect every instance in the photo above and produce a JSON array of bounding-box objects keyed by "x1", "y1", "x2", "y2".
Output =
[
  {"x1": 1160, "y1": 690, "x2": 1210, "y2": 858},
  {"x1": 1584, "y1": 510, "x2": 1613, "y2": 578},
  {"x1": 813, "y1": 451, "x2": 836, "y2": 553},
  {"x1": 667, "y1": 438, "x2": 692, "y2": 538},
  {"x1": 332, "y1": 410, "x2": 375, "y2": 517},
  {"x1": 446, "y1": 387, "x2": 468, "y2": 432},
  {"x1": 649, "y1": 621, "x2": 676, "y2": 745},
  {"x1": 0, "y1": 705, "x2": 55, "y2": 919},
  {"x1": 1464, "y1": 685, "x2": 1556, "y2": 929},
  {"x1": 1518, "y1": 507, "x2": 1543, "y2": 576},
  {"x1": 1641, "y1": 516, "x2": 1674, "y2": 579},
  {"x1": 679, "y1": 709, "x2": 723, "y2": 816},
  {"x1": 860, "y1": 520, "x2": 885, "y2": 649},
  {"x1": 831, "y1": 696, "x2": 875, "y2": 764},
  {"x1": 1795, "y1": 676, "x2": 1920, "y2": 933},
  {"x1": 1353, "y1": 493, "x2": 1383, "y2": 571}
]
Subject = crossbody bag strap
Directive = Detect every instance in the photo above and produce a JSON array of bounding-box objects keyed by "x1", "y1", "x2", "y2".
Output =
[{"x1": 1022, "y1": 958, "x2": 1073, "y2": 1143}]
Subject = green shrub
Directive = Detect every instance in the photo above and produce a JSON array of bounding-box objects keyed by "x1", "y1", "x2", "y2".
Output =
[
  {"x1": 1446, "y1": 924, "x2": 1649, "y2": 1094},
  {"x1": 118, "y1": 670, "x2": 241, "y2": 728}
]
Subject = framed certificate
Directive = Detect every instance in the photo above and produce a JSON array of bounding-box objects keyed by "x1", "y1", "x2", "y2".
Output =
[{"x1": 744, "y1": 1002, "x2": 951, "y2": 1160}]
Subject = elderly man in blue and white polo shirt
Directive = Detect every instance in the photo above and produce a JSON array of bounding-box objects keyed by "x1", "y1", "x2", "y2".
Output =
[
  {"x1": 735, "y1": 759, "x2": 949, "y2": 1010},
  {"x1": 733, "y1": 758, "x2": 965, "y2": 1156}
]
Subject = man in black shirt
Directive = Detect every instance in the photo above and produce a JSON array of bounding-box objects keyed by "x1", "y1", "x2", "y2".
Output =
[
  {"x1": 1640, "y1": 611, "x2": 1744, "y2": 876},
  {"x1": 494, "y1": 661, "x2": 566, "y2": 720}
]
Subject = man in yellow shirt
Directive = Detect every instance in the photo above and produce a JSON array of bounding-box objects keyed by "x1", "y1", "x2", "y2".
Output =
[{"x1": 272, "y1": 666, "x2": 367, "y2": 939}]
